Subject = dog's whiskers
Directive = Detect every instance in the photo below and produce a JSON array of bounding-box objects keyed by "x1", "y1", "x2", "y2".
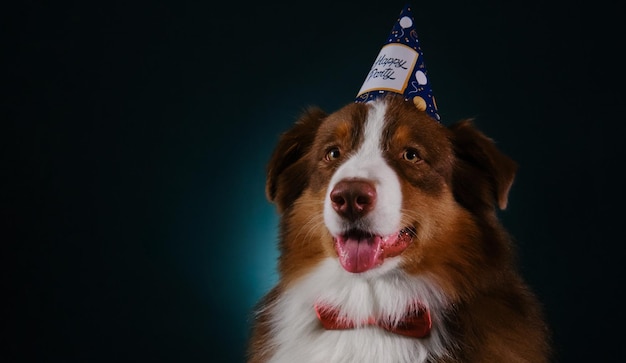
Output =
[
  {"x1": 293, "y1": 215, "x2": 326, "y2": 244},
  {"x1": 292, "y1": 199, "x2": 325, "y2": 208}
]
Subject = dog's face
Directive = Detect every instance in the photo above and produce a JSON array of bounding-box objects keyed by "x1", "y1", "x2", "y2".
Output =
[{"x1": 266, "y1": 94, "x2": 517, "y2": 284}]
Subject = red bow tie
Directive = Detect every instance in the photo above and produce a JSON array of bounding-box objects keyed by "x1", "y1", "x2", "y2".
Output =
[{"x1": 314, "y1": 303, "x2": 432, "y2": 338}]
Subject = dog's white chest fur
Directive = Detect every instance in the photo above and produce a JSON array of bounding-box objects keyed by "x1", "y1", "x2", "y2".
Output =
[{"x1": 265, "y1": 258, "x2": 450, "y2": 363}]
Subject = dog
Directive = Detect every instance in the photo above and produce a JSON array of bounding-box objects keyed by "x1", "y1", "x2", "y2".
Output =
[{"x1": 247, "y1": 93, "x2": 551, "y2": 362}]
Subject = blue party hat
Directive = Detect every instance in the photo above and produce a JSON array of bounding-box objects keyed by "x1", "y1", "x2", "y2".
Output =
[{"x1": 356, "y1": 4, "x2": 440, "y2": 121}]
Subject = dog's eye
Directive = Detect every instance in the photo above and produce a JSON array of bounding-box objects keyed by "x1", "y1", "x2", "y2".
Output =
[
  {"x1": 402, "y1": 148, "x2": 422, "y2": 163},
  {"x1": 325, "y1": 147, "x2": 341, "y2": 161}
]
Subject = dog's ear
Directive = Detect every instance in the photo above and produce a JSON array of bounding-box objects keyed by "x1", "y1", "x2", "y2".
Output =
[
  {"x1": 266, "y1": 107, "x2": 327, "y2": 213},
  {"x1": 449, "y1": 119, "x2": 517, "y2": 212}
]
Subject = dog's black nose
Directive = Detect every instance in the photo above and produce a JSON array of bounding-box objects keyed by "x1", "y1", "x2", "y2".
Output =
[{"x1": 330, "y1": 179, "x2": 377, "y2": 220}]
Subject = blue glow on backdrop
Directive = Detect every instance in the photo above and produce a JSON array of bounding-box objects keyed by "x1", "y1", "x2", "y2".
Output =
[{"x1": 234, "y1": 175, "x2": 280, "y2": 307}]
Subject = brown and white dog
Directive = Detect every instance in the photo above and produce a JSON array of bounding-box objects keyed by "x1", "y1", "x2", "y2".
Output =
[{"x1": 247, "y1": 94, "x2": 551, "y2": 362}]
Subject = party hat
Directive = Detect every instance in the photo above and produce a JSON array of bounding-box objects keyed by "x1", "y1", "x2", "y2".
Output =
[{"x1": 355, "y1": 4, "x2": 440, "y2": 121}]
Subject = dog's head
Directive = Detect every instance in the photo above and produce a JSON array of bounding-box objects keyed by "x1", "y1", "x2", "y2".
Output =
[{"x1": 266, "y1": 94, "x2": 517, "y2": 283}]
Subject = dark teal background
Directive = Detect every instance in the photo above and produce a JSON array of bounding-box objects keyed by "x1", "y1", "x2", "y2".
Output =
[{"x1": 4, "y1": 1, "x2": 623, "y2": 362}]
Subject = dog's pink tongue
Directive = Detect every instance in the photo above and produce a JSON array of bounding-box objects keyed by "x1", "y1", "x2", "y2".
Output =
[
  {"x1": 335, "y1": 235, "x2": 382, "y2": 273},
  {"x1": 335, "y1": 231, "x2": 412, "y2": 273}
]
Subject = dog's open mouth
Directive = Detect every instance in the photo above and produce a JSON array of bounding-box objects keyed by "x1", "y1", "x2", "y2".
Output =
[{"x1": 333, "y1": 227, "x2": 415, "y2": 273}]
